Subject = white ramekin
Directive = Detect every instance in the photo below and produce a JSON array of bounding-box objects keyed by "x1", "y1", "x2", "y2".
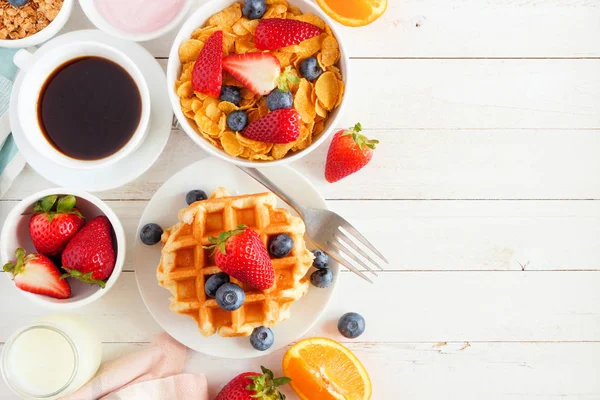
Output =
[
  {"x1": 0, "y1": 189, "x2": 125, "y2": 309},
  {"x1": 0, "y1": 0, "x2": 74, "y2": 48},
  {"x1": 167, "y1": 0, "x2": 350, "y2": 167},
  {"x1": 79, "y1": 0, "x2": 191, "y2": 42}
]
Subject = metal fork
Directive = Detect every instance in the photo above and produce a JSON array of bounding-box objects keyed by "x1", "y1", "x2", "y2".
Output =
[{"x1": 238, "y1": 167, "x2": 388, "y2": 283}]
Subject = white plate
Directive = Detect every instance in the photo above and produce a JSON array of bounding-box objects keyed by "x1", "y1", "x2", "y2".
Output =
[
  {"x1": 134, "y1": 157, "x2": 338, "y2": 358},
  {"x1": 9, "y1": 30, "x2": 171, "y2": 192}
]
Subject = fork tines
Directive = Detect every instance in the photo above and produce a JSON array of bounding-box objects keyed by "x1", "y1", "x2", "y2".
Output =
[{"x1": 328, "y1": 223, "x2": 388, "y2": 283}]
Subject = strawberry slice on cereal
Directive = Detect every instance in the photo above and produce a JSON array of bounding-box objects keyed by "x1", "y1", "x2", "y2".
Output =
[
  {"x1": 222, "y1": 52, "x2": 281, "y2": 96},
  {"x1": 192, "y1": 30, "x2": 223, "y2": 97},
  {"x1": 255, "y1": 18, "x2": 322, "y2": 51},
  {"x1": 241, "y1": 108, "x2": 301, "y2": 144}
]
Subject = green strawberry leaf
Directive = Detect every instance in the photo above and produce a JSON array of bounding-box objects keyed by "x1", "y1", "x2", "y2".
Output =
[
  {"x1": 61, "y1": 268, "x2": 106, "y2": 288},
  {"x1": 277, "y1": 66, "x2": 301, "y2": 93},
  {"x1": 56, "y1": 195, "x2": 76, "y2": 213},
  {"x1": 342, "y1": 122, "x2": 379, "y2": 151},
  {"x1": 203, "y1": 225, "x2": 248, "y2": 256},
  {"x1": 272, "y1": 377, "x2": 292, "y2": 387},
  {"x1": 246, "y1": 367, "x2": 290, "y2": 399},
  {"x1": 37, "y1": 195, "x2": 58, "y2": 213},
  {"x1": 4, "y1": 248, "x2": 26, "y2": 276}
]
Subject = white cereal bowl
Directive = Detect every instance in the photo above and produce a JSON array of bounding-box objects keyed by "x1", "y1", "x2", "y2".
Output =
[
  {"x1": 80, "y1": 0, "x2": 191, "y2": 42},
  {"x1": 0, "y1": 0, "x2": 74, "y2": 48},
  {"x1": 0, "y1": 189, "x2": 125, "y2": 309},
  {"x1": 167, "y1": 0, "x2": 350, "y2": 167}
]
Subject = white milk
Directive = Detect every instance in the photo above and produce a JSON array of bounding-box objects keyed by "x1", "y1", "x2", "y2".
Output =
[
  {"x1": 1, "y1": 314, "x2": 102, "y2": 399},
  {"x1": 7, "y1": 328, "x2": 76, "y2": 396}
]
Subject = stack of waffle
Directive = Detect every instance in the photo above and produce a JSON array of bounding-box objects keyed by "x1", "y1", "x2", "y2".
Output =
[{"x1": 157, "y1": 188, "x2": 314, "y2": 337}]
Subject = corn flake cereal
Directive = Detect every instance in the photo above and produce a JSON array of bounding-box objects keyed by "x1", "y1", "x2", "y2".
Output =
[{"x1": 175, "y1": 0, "x2": 344, "y2": 162}]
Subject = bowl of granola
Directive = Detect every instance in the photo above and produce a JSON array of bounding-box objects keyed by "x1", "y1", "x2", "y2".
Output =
[
  {"x1": 167, "y1": 0, "x2": 349, "y2": 166},
  {"x1": 0, "y1": 0, "x2": 73, "y2": 48}
]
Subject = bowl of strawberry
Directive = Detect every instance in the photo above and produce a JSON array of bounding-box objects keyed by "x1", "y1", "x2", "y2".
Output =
[{"x1": 0, "y1": 189, "x2": 125, "y2": 308}]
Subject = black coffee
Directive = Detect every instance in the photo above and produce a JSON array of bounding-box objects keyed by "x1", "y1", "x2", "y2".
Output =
[{"x1": 38, "y1": 56, "x2": 142, "y2": 161}]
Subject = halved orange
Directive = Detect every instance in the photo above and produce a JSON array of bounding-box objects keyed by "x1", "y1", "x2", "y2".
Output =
[
  {"x1": 316, "y1": 0, "x2": 388, "y2": 27},
  {"x1": 282, "y1": 337, "x2": 372, "y2": 400}
]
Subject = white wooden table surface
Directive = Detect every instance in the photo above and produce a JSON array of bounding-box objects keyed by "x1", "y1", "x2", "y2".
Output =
[{"x1": 2, "y1": 1, "x2": 600, "y2": 398}]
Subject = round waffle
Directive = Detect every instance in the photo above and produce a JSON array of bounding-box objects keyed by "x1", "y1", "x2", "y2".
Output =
[{"x1": 157, "y1": 188, "x2": 314, "y2": 337}]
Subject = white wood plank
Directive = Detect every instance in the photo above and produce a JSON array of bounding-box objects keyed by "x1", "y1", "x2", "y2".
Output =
[
  {"x1": 5, "y1": 129, "x2": 600, "y2": 200},
  {"x1": 335, "y1": 59, "x2": 600, "y2": 130},
  {"x1": 1, "y1": 341, "x2": 600, "y2": 399},
  {"x1": 62, "y1": 0, "x2": 600, "y2": 58},
  {"x1": 0, "y1": 271, "x2": 599, "y2": 343},
  {"x1": 4, "y1": 200, "x2": 600, "y2": 272}
]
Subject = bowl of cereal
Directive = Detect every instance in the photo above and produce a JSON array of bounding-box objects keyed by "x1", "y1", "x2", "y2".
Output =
[
  {"x1": 0, "y1": 0, "x2": 73, "y2": 48},
  {"x1": 167, "y1": 0, "x2": 348, "y2": 166}
]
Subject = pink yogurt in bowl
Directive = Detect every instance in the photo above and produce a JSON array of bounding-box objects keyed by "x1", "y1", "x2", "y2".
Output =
[{"x1": 80, "y1": 0, "x2": 190, "y2": 42}]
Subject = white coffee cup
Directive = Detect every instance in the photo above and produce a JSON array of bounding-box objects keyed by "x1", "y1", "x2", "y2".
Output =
[{"x1": 13, "y1": 41, "x2": 151, "y2": 170}]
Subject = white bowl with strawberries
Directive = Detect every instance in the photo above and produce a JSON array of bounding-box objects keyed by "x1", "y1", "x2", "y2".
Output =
[
  {"x1": 0, "y1": 189, "x2": 125, "y2": 309},
  {"x1": 167, "y1": 0, "x2": 350, "y2": 167}
]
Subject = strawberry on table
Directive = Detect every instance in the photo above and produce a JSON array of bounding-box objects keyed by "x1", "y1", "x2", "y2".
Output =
[
  {"x1": 255, "y1": 18, "x2": 322, "y2": 50},
  {"x1": 215, "y1": 366, "x2": 290, "y2": 400},
  {"x1": 61, "y1": 216, "x2": 116, "y2": 288},
  {"x1": 325, "y1": 123, "x2": 379, "y2": 183},
  {"x1": 192, "y1": 30, "x2": 223, "y2": 97},
  {"x1": 241, "y1": 108, "x2": 301, "y2": 144},
  {"x1": 3, "y1": 248, "x2": 71, "y2": 299},
  {"x1": 29, "y1": 195, "x2": 84, "y2": 257},
  {"x1": 222, "y1": 52, "x2": 281, "y2": 96},
  {"x1": 205, "y1": 225, "x2": 275, "y2": 291}
]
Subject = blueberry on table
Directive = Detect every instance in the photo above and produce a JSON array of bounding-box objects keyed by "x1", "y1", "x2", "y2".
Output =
[
  {"x1": 8, "y1": 0, "x2": 29, "y2": 7},
  {"x1": 266, "y1": 89, "x2": 293, "y2": 111},
  {"x1": 269, "y1": 233, "x2": 294, "y2": 258},
  {"x1": 220, "y1": 85, "x2": 241, "y2": 106},
  {"x1": 299, "y1": 57, "x2": 323, "y2": 81},
  {"x1": 186, "y1": 189, "x2": 208, "y2": 205},
  {"x1": 204, "y1": 272, "x2": 230, "y2": 298},
  {"x1": 242, "y1": 0, "x2": 266, "y2": 20},
  {"x1": 312, "y1": 249, "x2": 329, "y2": 269},
  {"x1": 140, "y1": 223, "x2": 163, "y2": 245},
  {"x1": 227, "y1": 110, "x2": 248, "y2": 132},
  {"x1": 310, "y1": 268, "x2": 333, "y2": 288},
  {"x1": 338, "y1": 312, "x2": 366, "y2": 339},
  {"x1": 250, "y1": 326, "x2": 274, "y2": 351},
  {"x1": 216, "y1": 282, "x2": 245, "y2": 311}
]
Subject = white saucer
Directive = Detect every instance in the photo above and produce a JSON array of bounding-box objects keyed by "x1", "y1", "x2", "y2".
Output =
[
  {"x1": 133, "y1": 157, "x2": 339, "y2": 358},
  {"x1": 9, "y1": 30, "x2": 172, "y2": 192}
]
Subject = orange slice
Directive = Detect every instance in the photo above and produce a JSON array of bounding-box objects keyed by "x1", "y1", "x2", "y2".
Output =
[
  {"x1": 282, "y1": 337, "x2": 372, "y2": 400},
  {"x1": 316, "y1": 0, "x2": 388, "y2": 27}
]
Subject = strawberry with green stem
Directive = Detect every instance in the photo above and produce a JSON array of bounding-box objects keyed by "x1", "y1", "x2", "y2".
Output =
[
  {"x1": 215, "y1": 366, "x2": 291, "y2": 400},
  {"x1": 205, "y1": 225, "x2": 275, "y2": 290},
  {"x1": 325, "y1": 123, "x2": 379, "y2": 183},
  {"x1": 29, "y1": 195, "x2": 85, "y2": 257}
]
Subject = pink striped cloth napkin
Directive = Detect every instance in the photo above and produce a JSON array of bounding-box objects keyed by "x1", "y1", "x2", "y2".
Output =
[{"x1": 60, "y1": 333, "x2": 208, "y2": 400}]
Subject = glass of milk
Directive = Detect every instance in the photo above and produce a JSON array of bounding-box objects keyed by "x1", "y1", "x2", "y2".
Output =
[{"x1": 1, "y1": 314, "x2": 102, "y2": 399}]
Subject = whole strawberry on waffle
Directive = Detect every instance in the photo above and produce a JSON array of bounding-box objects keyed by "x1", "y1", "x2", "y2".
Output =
[{"x1": 157, "y1": 188, "x2": 314, "y2": 337}]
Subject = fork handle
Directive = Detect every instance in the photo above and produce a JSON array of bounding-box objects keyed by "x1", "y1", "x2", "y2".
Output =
[{"x1": 238, "y1": 167, "x2": 306, "y2": 215}]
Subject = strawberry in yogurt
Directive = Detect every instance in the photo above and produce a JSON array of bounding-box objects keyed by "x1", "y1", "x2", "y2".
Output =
[{"x1": 93, "y1": 0, "x2": 186, "y2": 34}]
